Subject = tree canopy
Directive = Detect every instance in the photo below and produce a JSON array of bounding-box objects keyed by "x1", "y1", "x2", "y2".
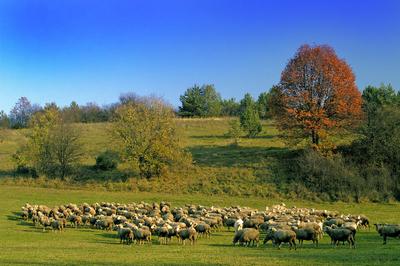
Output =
[
  {"x1": 179, "y1": 84, "x2": 222, "y2": 117},
  {"x1": 112, "y1": 98, "x2": 191, "y2": 178},
  {"x1": 272, "y1": 44, "x2": 362, "y2": 146}
]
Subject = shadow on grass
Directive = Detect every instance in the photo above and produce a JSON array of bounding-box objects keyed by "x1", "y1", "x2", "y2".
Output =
[
  {"x1": 6, "y1": 212, "x2": 21, "y2": 221},
  {"x1": 188, "y1": 145, "x2": 294, "y2": 168},
  {"x1": 73, "y1": 166, "x2": 136, "y2": 182},
  {"x1": 96, "y1": 232, "x2": 117, "y2": 239},
  {"x1": 191, "y1": 135, "x2": 276, "y2": 140},
  {"x1": 0, "y1": 169, "x2": 17, "y2": 178}
]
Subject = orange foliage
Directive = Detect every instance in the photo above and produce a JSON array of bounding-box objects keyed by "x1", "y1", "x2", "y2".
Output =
[{"x1": 275, "y1": 44, "x2": 362, "y2": 145}]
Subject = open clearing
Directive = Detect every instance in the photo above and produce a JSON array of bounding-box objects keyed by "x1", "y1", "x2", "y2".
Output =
[{"x1": 1, "y1": 186, "x2": 399, "y2": 266}]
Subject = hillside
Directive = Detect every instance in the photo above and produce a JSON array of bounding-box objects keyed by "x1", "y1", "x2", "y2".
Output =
[{"x1": 0, "y1": 119, "x2": 281, "y2": 189}]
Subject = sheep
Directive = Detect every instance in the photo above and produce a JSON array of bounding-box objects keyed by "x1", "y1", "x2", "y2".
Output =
[
  {"x1": 117, "y1": 226, "x2": 134, "y2": 244},
  {"x1": 21, "y1": 211, "x2": 29, "y2": 221},
  {"x1": 358, "y1": 215, "x2": 370, "y2": 230},
  {"x1": 293, "y1": 228, "x2": 318, "y2": 247},
  {"x1": 223, "y1": 217, "x2": 236, "y2": 231},
  {"x1": 176, "y1": 225, "x2": 197, "y2": 245},
  {"x1": 50, "y1": 219, "x2": 64, "y2": 232},
  {"x1": 374, "y1": 224, "x2": 400, "y2": 245},
  {"x1": 264, "y1": 228, "x2": 297, "y2": 250},
  {"x1": 132, "y1": 226, "x2": 152, "y2": 245},
  {"x1": 39, "y1": 215, "x2": 52, "y2": 232},
  {"x1": 243, "y1": 218, "x2": 261, "y2": 229},
  {"x1": 234, "y1": 218, "x2": 244, "y2": 233},
  {"x1": 67, "y1": 215, "x2": 83, "y2": 228},
  {"x1": 195, "y1": 223, "x2": 211, "y2": 238},
  {"x1": 153, "y1": 224, "x2": 171, "y2": 244},
  {"x1": 298, "y1": 221, "x2": 323, "y2": 239},
  {"x1": 341, "y1": 222, "x2": 357, "y2": 240},
  {"x1": 237, "y1": 228, "x2": 260, "y2": 247},
  {"x1": 324, "y1": 218, "x2": 344, "y2": 227},
  {"x1": 324, "y1": 226, "x2": 355, "y2": 248},
  {"x1": 232, "y1": 229, "x2": 244, "y2": 246},
  {"x1": 95, "y1": 218, "x2": 113, "y2": 231}
]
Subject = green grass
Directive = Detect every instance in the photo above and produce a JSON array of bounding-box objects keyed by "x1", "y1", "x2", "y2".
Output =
[
  {"x1": 1, "y1": 185, "x2": 399, "y2": 266},
  {"x1": 0, "y1": 119, "x2": 292, "y2": 196},
  {"x1": 0, "y1": 121, "x2": 399, "y2": 265}
]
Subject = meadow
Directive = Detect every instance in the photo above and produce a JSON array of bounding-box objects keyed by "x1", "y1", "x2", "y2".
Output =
[
  {"x1": 0, "y1": 119, "x2": 291, "y2": 197},
  {"x1": 1, "y1": 186, "x2": 400, "y2": 266},
  {"x1": 1, "y1": 118, "x2": 399, "y2": 265}
]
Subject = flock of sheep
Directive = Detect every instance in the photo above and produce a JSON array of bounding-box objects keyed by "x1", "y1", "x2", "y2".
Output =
[{"x1": 19, "y1": 201, "x2": 400, "y2": 249}]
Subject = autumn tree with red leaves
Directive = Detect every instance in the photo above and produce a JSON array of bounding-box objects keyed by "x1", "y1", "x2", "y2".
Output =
[{"x1": 272, "y1": 44, "x2": 362, "y2": 146}]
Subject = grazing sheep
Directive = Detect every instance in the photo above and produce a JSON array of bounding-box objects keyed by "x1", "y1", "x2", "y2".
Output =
[
  {"x1": 176, "y1": 225, "x2": 197, "y2": 245},
  {"x1": 324, "y1": 226, "x2": 355, "y2": 248},
  {"x1": 195, "y1": 223, "x2": 211, "y2": 238},
  {"x1": 117, "y1": 227, "x2": 134, "y2": 244},
  {"x1": 324, "y1": 218, "x2": 344, "y2": 227},
  {"x1": 237, "y1": 228, "x2": 259, "y2": 247},
  {"x1": 233, "y1": 229, "x2": 244, "y2": 246},
  {"x1": 340, "y1": 222, "x2": 357, "y2": 240},
  {"x1": 153, "y1": 224, "x2": 171, "y2": 244},
  {"x1": 51, "y1": 219, "x2": 64, "y2": 232},
  {"x1": 298, "y1": 221, "x2": 323, "y2": 239},
  {"x1": 223, "y1": 217, "x2": 236, "y2": 231},
  {"x1": 264, "y1": 228, "x2": 297, "y2": 250},
  {"x1": 132, "y1": 227, "x2": 152, "y2": 245},
  {"x1": 358, "y1": 215, "x2": 370, "y2": 230},
  {"x1": 39, "y1": 215, "x2": 52, "y2": 232},
  {"x1": 68, "y1": 215, "x2": 83, "y2": 228},
  {"x1": 243, "y1": 218, "x2": 261, "y2": 229},
  {"x1": 234, "y1": 218, "x2": 244, "y2": 233},
  {"x1": 95, "y1": 219, "x2": 113, "y2": 231},
  {"x1": 293, "y1": 228, "x2": 318, "y2": 247},
  {"x1": 374, "y1": 224, "x2": 400, "y2": 245}
]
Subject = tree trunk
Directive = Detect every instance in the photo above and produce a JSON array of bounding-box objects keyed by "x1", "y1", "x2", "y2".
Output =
[{"x1": 311, "y1": 130, "x2": 320, "y2": 145}]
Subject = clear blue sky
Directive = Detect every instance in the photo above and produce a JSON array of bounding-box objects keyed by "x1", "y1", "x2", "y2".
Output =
[{"x1": 1, "y1": 0, "x2": 399, "y2": 112}]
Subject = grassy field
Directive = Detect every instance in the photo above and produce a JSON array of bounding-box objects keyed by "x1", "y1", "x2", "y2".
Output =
[
  {"x1": 0, "y1": 119, "x2": 292, "y2": 197},
  {"x1": 1, "y1": 118, "x2": 399, "y2": 265},
  {"x1": 1, "y1": 185, "x2": 400, "y2": 266}
]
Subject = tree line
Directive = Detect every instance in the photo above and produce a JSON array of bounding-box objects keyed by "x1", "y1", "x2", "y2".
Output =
[{"x1": 1, "y1": 43, "x2": 400, "y2": 201}]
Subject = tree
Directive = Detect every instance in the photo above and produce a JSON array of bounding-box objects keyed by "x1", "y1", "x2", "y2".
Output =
[
  {"x1": 21, "y1": 106, "x2": 82, "y2": 179},
  {"x1": 0, "y1": 111, "x2": 10, "y2": 128},
  {"x1": 62, "y1": 101, "x2": 82, "y2": 123},
  {"x1": 225, "y1": 119, "x2": 242, "y2": 145},
  {"x1": 274, "y1": 44, "x2": 362, "y2": 146},
  {"x1": 81, "y1": 102, "x2": 108, "y2": 123},
  {"x1": 50, "y1": 122, "x2": 82, "y2": 179},
  {"x1": 221, "y1": 98, "x2": 240, "y2": 116},
  {"x1": 179, "y1": 84, "x2": 222, "y2": 117},
  {"x1": 9, "y1": 97, "x2": 38, "y2": 128},
  {"x1": 119, "y1": 92, "x2": 141, "y2": 105},
  {"x1": 257, "y1": 92, "x2": 270, "y2": 119},
  {"x1": 239, "y1": 93, "x2": 262, "y2": 137},
  {"x1": 112, "y1": 98, "x2": 191, "y2": 178},
  {"x1": 362, "y1": 84, "x2": 398, "y2": 127}
]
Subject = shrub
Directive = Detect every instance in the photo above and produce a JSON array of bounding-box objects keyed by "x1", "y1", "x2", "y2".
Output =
[
  {"x1": 95, "y1": 150, "x2": 120, "y2": 171},
  {"x1": 292, "y1": 149, "x2": 365, "y2": 201}
]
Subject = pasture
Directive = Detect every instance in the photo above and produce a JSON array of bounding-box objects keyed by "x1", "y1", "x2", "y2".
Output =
[{"x1": 1, "y1": 185, "x2": 400, "y2": 266}]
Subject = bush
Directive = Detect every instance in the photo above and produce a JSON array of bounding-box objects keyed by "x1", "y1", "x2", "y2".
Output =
[
  {"x1": 292, "y1": 149, "x2": 365, "y2": 201},
  {"x1": 95, "y1": 150, "x2": 120, "y2": 171}
]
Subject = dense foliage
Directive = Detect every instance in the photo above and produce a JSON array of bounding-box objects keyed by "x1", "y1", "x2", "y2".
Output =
[
  {"x1": 239, "y1": 94, "x2": 262, "y2": 137},
  {"x1": 112, "y1": 98, "x2": 192, "y2": 179},
  {"x1": 13, "y1": 106, "x2": 82, "y2": 179},
  {"x1": 272, "y1": 44, "x2": 362, "y2": 146}
]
